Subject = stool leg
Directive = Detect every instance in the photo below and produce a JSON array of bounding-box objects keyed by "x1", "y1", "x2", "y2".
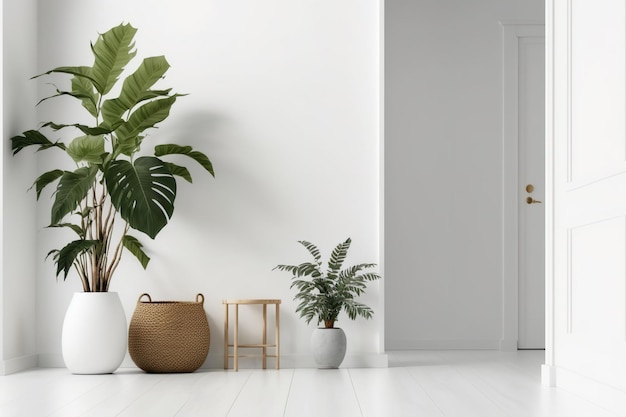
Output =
[
  {"x1": 276, "y1": 303, "x2": 280, "y2": 369},
  {"x1": 234, "y1": 304, "x2": 239, "y2": 371},
  {"x1": 224, "y1": 303, "x2": 229, "y2": 370},
  {"x1": 263, "y1": 304, "x2": 267, "y2": 369}
]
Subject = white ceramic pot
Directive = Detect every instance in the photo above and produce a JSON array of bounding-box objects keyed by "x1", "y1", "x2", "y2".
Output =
[
  {"x1": 310, "y1": 327, "x2": 347, "y2": 369},
  {"x1": 62, "y1": 292, "x2": 127, "y2": 374}
]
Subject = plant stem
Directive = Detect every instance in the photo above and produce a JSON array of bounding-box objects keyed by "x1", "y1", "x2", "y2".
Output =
[
  {"x1": 105, "y1": 223, "x2": 128, "y2": 291},
  {"x1": 91, "y1": 184, "x2": 100, "y2": 291}
]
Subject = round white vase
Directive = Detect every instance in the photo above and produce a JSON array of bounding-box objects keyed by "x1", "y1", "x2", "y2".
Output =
[
  {"x1": 62, "y1": 292, "x2": 127, "y2": 374},
  {"x1": 310, "y1": 327, "x2": 347, "y2": 369}
]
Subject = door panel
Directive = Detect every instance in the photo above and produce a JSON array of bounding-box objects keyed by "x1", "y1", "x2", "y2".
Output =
[
  {"x1": 570, "y1": 0, "x2": 626, "y2": 181},
  {"x1": 569, "y1": 217, "x2": 626, "y2": 339}
]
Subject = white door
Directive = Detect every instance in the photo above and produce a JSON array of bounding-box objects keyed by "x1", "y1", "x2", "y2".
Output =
[
  {"x1": 546, "y1": 0, "x2": 626, "y2": 411},
  {"x1": 518, "y1": 36, "x2": 545, "y2": 349}
]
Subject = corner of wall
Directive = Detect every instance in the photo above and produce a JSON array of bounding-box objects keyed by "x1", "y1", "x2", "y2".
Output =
[
  {"x1": 1, "y1": 355, "x2": 38, "y2": 376},
  {"x1": 1, "y1": 0, "x2": 39, "y2": 373}
]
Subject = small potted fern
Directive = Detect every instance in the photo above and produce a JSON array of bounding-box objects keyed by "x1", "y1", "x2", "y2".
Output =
[{"x1": 274, "y1": 238, "x2": 381, "y2": 368}]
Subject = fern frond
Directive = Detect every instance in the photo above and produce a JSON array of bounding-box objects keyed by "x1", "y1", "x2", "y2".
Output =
[
  {"x1": 298, "y1": 240, "x2": 321, "y2": 262},
  {"x1": 327, "y1": 238, "x2": 351, "y2": 278},
  {"x1": 356, "y1": 272, "x2": 382, "y2": 281},
  {"x1": 296, "y1": 262, "x2": 322, "y2": 277},
  {"x1": 338, "y1": 263, "x2": 378, "y2": 279},
  {"x1": 273, "y1": 264, "x2": 299, "y2": 274},
  {"x1": 343, "y1": 300, "x2": 374, "y2": 321}
]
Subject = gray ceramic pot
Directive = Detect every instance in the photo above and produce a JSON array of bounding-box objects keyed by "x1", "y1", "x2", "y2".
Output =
[{"x1": 310, "y1": 327, "x2": 347, "y2": 368}]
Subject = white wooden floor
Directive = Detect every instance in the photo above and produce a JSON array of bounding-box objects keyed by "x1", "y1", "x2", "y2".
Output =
[{"x1": 0, "y1": 350, "x2": 619, "y2": 417}]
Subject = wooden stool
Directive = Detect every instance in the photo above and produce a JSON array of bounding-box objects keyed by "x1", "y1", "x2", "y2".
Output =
[{"x1": 223, "y1": 299, "x2": 281, "y2": 371}]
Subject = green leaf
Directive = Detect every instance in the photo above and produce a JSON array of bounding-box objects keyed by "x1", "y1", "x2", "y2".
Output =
[
  {"x1": 32, "y1": 169, "x2": 64, "y2": 200},
  {"x1": 298, "y1": 240, "x2": 322, "y2": 262},
  {"x1": 101, "y1": 98, "x2": 129, "y2": 130},
  {"x1": 296, "y1": 262, "x2": 322, "y2": 277},
  {"x1": 67, "y1": 135, "x2": 105, "y2": 164},
  {"x1": 71, "y1": 76, "x2": 98, "y2": 117},
  {"x1": 51, "y1": 166, "x2": 99, "y2": 225},
  {"x1": 327, "y1": 238, "x2": 351, "y2": 278},
  {"x1": 50, "y1": 240, "x2": 98, "y2": 279},
  {"x1": 10, "y1": 130, "x2": 66, "y2": 155},
  {"x1": 273, "y1": 264, "x2": 299, "y2": 274},
  {"x1": 47, "y1": 223, "x2": 86, "y2": 238},
  {"x1": 343, "y1": 300, "x2": 374, "y2": 321},
  {"x1": 115, "y1": 95, "x2": 178, "y2": 155},
  {"x1": 33, "y1": 66, "x2": 98, "y2": 86},
  {"x1": 123, "y1": 235, "x2": 150, "y2": 269},
  {"x1": 34, "y1": 77, "x2": 99, "y2": 118},
  {"x1": 105, "y1": 157, "x2": 176, "y2": 239},
  {"x1": 164, "y1": 162, "x2": 192, "y2": 183},
  {"x1": 42, "y1": 121, "x2": 112, "y2": 136},
  {"x1": 353, "y1": 272, "x2": 381, "y2": 282},
  {"x1": 338, "y1": 264, "x2": 378, "y2": 280},
  {"x1": 90, "y1": 23, "x2": 138, "y2": 95},
  {"x1": 155, "y1": 144, "x2": 215, "y2": 177},
  {"x1": 101, "y1": 55, "x2": 172, "y2": 130},
  {"x1": 118, "y1": 56, "x2": 170, "y2": 108},
  {"x1": 136, "y1": 89, "x2": 173, "y2": 102},
  {"x1": 102, "y1": 92, "x2": 172, "y2": 131},
  {"x1": 35, "y1": 88, "x2": 96, "y2": 116},
  {"x1": 115, "y1": 134, "x2": 142, "y2": 157}
]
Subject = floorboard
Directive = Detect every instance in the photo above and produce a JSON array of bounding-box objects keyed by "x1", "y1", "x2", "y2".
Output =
[
  {"x1": 284, "y1": 369, "x2": 362, "y2": 417},
  {"x1": 227, "y1": 370, "x2": 293, "y2": 417},
  {"x1": 349, "y1": 367, "x2": 445, "y2": 417}
]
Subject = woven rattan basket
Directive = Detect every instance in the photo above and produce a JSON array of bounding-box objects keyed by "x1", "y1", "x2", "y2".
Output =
[{"x1": 128, "y1": 293, "x2": 210, "y2": 373}]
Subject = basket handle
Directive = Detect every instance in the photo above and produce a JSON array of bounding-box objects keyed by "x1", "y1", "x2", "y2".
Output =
[
  {"x1": 196, "y1": 293, "x2": 204, "y2": 305},
  {"x1": 138, "y1": 293, "x2": 152, "y2": 303}
]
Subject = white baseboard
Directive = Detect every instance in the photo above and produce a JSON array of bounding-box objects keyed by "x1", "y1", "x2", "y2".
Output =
[
  {"x1": 388, "y1": 339, "x2": 501, "y2": 350},
  {"x1": 1, "y1": 354, "x2": 38, "y2": 375},
  {"x1": 38, "y1": 352, "x2": 389, "y2": 370},
  {"x1": 556, "y1": 366, "x2": 626, "y2": 416},
  {"x1": 209, "y1": 352, "x2": 388, "y2": 369},
  {"x1": 541, "y1": 364, "x2": 556, "y2": 387},
  {"x1": 37, "y1": 353, "x2": 65, "y2": 368}
]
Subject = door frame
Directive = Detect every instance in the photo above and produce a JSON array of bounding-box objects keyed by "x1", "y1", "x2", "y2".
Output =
[{"x1": 500, "y1": 22, "x2": 545, "y2": 351}]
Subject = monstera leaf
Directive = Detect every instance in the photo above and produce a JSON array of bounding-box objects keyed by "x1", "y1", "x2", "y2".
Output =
[{"x1": 105, "y1": 157, "x2": 176, "y2": 239}]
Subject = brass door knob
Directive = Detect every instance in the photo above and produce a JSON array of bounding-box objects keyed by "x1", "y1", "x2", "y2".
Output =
[
  {"x1": 526, "y1": 196, "x2": 542, "y2": 204},
  {"x1": 525, "y1": 184, "x2": 535, "y2": 193}
]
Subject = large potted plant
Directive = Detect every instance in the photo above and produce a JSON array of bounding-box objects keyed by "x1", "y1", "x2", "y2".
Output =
[
  {"x1": 274, "y1": 238, "x2": 381, "y2": 368},
  {"x1": 10, "y1": 23, "x2": 214, "y2": 374}
]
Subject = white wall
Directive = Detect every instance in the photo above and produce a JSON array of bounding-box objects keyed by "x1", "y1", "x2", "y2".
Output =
[
  {"x1": 19, "y1": 0, "x2": 384, "y2": 368},
  {"x1": 1, "y1": 0, "x2": 39, "y2": 374},
  {"x1": 385, "y1": 0, "x2": 544, "y2": 349}
]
